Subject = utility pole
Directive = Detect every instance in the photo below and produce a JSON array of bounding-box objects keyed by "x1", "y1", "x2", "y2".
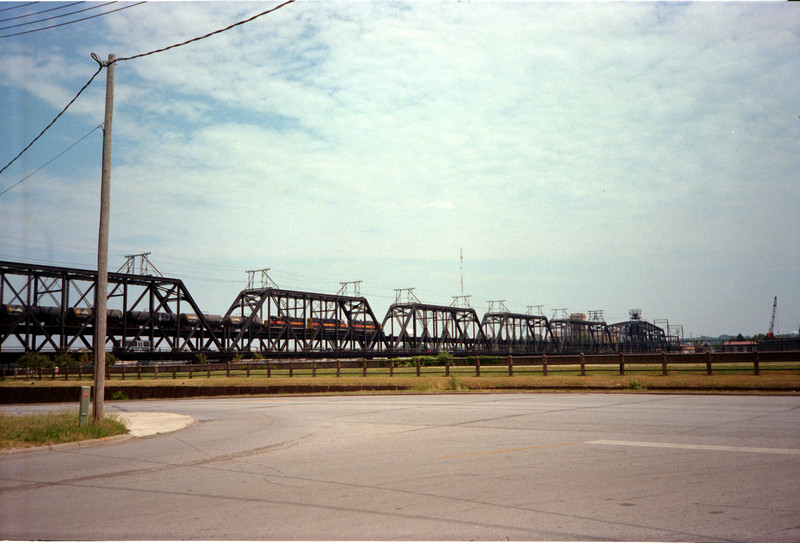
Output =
[{"x1": 93, "y1": 53, "x2": 115, "y2": 423}]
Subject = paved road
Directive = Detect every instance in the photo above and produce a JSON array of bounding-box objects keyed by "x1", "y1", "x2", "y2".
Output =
[{"x1": 2, "y1": 393, "x2": 799, "y2": 541}]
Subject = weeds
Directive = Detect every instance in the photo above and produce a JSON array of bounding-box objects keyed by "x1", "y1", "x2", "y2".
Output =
[
  {"x1": 448, "y1": 376, "x2": 467, "y2": 391},
  {"x1": 0, "y1": 411, "x2": 128, "y2": 449},
  {"x1": 626, "y1": 378, "x2": 647, "y2": 391}
]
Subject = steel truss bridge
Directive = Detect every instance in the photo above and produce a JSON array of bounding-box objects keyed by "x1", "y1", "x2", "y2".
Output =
[{"x1": 0, "y1": 261, "x2": 677, "y2": 364}]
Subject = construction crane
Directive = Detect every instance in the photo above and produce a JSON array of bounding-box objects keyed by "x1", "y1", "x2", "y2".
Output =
[{"x1": 767, "y1": 296, "x2": 777, "y2": 338}]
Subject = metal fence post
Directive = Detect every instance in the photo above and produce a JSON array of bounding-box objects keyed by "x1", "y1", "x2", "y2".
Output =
[
  {"x1": 508, "y1": 355, "x2": 514, "y2": 377},
  {"x1": 542, "y1": 353, "x2": 547, "y2": 376},
  {"x1": 389, "y1": 358, "x2": 394, "y2": 377},
  {"x1": 619, "y1": 352, "x2": 625, "y2": 376},
  {"x1": 475, "y1": 356, "x2": 481, "y2": 377},
  {"x1": 706, "y1": 351, "x2": 713, "y2": 375},
  {"x1": 662, "y1": 352, "x2": 668, "y2": 375},
  {"x1": 579, "y1": 352, "x2": 586, "y2": 376},
  {"x1": 753, "y1": 350, "x2": 760, "y2": 376}
]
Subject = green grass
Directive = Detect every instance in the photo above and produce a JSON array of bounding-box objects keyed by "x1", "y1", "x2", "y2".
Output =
[
  {"x1": 626, "y1": 378, "x2": 647, "y2": 390},
  {"x1": 0, "y1": 411, "x2": 128, "y2": 450}
]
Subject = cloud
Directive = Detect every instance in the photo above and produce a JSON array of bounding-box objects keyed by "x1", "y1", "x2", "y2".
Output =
[
  {"x1": 422, "y1": 200, "x2": 455, "y2": 211},
  {"x1": 2, "y1": 1, "x2": 799, "y2": 335}
]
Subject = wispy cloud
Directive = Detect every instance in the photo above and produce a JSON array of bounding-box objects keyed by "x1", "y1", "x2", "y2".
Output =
[{"x1": 1, "y1": 1, "x2": 798, "y2": 335}]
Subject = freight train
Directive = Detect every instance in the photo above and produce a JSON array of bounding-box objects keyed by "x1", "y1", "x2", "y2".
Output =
[
  {"x1": 1, "y1": 301, "x2": 673, "y2": 356},
  {"x1": 0, "y1": 259, "x2": 680, "y2": 359}
]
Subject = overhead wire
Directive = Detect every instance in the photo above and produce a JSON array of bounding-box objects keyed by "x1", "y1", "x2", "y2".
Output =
[
  {"x1": 0, "y1": 124, "x2": 103, "y2": 197},
  {"x1": 0, "y1": 64, "x2": 103, "y2": 177},
  {"x1": 0, "y1": 2, "x2": 115, "y2": 31},
  {"x1": 115, "y1": 0, "x2": 295, "y2": 63},
  {"x1": 0, "y1": 2, "x2": 39, "y2": 14},
  {"x1": 0, "y1": 1, "x2": 144, "y2": 38},
  {"x1": 0, "y1": 1, "x2": 83, "y2": 24},
  {"x1": 0, "y1": 0, "x2": 295, "y2": 180}
]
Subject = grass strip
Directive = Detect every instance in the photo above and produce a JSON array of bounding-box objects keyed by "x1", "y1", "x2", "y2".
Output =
[{"x1": 0, "y1": 411, "x2": 128, "y2": 450}]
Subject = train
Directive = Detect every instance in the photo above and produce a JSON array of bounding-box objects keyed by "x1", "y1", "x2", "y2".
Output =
[{"x1": 1, "y1": 301, "x2": 673, "y2": 356}]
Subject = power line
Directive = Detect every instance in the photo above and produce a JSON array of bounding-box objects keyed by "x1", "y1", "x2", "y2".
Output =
[
  {"x1": 0, "y1": 124, "x2": 102, "y2": 197},
  {"x1": 0, "y1": 2, "x2": 115, "y2": 31},
  {"x1": 0, "y1": 0, "x2": 295, "y2": 176},
  {"x1": 0, "y1": 65, "x2": 103, "y2": 177},
  {"x1": 115, "y1": 0, "x2": 295, "y2": 63},
  {"x1": 0, "y1": 2, "x2": 39, "y2": 14},
  {"x1": 0, "y1": 1, "x2": 144, "y2": 38},
  {"x1": 0, "y1": 1, "x2": 83, "y2": 24}
]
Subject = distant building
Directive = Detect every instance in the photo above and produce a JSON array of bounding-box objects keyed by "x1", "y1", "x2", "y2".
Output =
[{"x1": 721, "y1": 341, "x2": 756, "y2": 353}]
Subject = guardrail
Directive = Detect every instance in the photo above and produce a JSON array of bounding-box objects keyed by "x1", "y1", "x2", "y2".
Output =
[{"x1": 3, "y1": 351, "x2": 799, "y2": 381}]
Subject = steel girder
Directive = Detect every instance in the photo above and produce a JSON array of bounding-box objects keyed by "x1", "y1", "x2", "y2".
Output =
[
  {"x1": 221, "y1": 288, "x2": 387, "y2": 354},
  {"x1": 608, "y1": 320, "x2": 669, "y2": 353},
  {"x1": 549, "y1": 317, "x2": 614, "y2": 354},
  {"x1": 381, "y1": 303, "x2": 483, "y2": 353},
  {"x1": 480, "y1": 312, "x2": 554, "y2": 354},
  {"x1": 0, "y1": 261, "x2": 222, "y2": 355}
]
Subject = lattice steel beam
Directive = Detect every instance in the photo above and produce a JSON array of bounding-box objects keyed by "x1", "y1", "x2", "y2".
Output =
[
  {"x1": 222, "y1": 288, "x2": 387, "y2": 354},
  {"x1": 480, "y1": 312, "x2": 554, "y2": 354},
  {"x1": 381, "y1": 302, "x2": 484, "y2": 353},
  {"x1": 0, "y1": 261, "x2": 222, "y2": 356}
]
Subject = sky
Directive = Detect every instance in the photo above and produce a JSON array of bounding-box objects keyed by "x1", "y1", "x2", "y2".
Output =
[{"x1": 1, "y1": 0, "x2": 798, "y2": 339}]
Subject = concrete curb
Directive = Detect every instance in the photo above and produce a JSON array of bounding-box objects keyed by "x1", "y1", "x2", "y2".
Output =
[
  {"x1": 1, "y1": 411, "x2": 196, "y2": 456},
  {"x1": 1, "y1": 432, "x2": 133, "y2": 456}
]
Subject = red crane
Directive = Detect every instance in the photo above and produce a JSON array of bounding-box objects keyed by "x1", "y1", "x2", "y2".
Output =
[{"x1": 766, "y1": 296, "x2": 777, "y2": 338}]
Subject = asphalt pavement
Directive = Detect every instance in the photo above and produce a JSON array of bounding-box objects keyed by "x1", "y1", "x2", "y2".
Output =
[{"x1": 2, "y1": 393, "x2": 799, "y2": 541}]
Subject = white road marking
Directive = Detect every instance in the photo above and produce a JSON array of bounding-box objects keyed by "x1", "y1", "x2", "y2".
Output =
[{"x1": 587, "y1": 440, "x2": 800, "y2": 456}]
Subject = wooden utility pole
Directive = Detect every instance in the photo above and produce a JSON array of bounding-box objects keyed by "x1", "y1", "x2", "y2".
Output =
[{"x1": 93, "y1": 53, "x2": 115, "y2": 423}]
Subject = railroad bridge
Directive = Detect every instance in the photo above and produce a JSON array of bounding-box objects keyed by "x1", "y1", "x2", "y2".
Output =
[{"x1": 1, "y1": 260, "x2": 676, "y2": 364}]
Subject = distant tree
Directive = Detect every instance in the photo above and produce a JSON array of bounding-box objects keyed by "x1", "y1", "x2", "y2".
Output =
[
  {"x1": 17, "y1": 352, "x2": 53, "y2": 370},
  {"x1": 53, "y1": 353, "x2": 78, "y2": 369}
]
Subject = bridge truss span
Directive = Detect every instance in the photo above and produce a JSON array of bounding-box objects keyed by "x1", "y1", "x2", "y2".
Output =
[
  {"x1": 381, "y1": 303, "x2": 484, "y2": 353},
  {"x1": 0, "y1": 261, "x2": 222, "y2": 357},
  {"x1": 550, "y1": 317, "x2": 615, "y2": 354},
  {"x1": 1, "y1": 260, "x2": 684, "y2": 363},
  {"x1": 222, "y1": 288, "x2": 387, "y2": 354},
  {"x1": 480, "y1": 312, "x2": 554, "y2": 354}
]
